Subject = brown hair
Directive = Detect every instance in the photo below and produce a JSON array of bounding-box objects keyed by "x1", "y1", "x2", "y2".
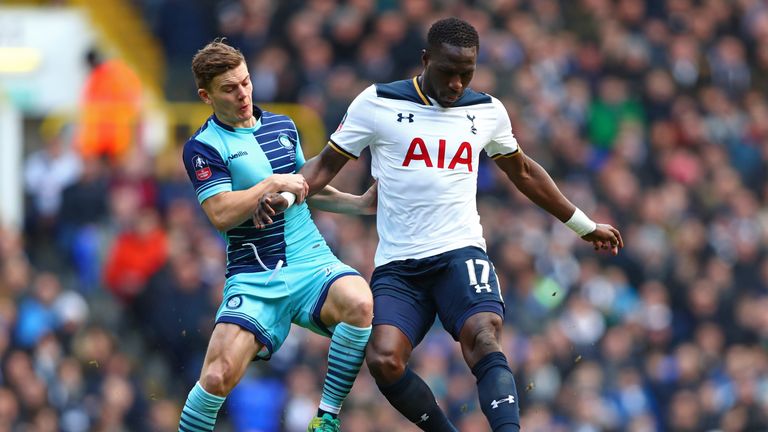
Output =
[{"x1": 191, "y1": 38, "x2": 245, "y2": 90}]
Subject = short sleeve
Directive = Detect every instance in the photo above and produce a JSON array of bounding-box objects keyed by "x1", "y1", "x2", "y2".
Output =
[
  {"x1": 182, "y1": 139, "x2": 232, "y2": 204},
  {"x1": 328, "y1": 85, "x2": 379, "y2": 159},
  {"x1": 484, "y1": 98, "x2": 520, "y2": 158}
]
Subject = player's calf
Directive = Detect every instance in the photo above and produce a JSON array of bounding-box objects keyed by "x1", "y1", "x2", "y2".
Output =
[
  {"x1": 367, "y1": 327, "x2": 458, "y2": 432},
  {"x1": 471, "y1": 351, "x2": 520, "y2": 432},
  {"x1": 314, "y1": 276, "x2": 373, "y2": 427},
  {"x1": 460, "y1": 314, "x2": 520, "y2": 432}
]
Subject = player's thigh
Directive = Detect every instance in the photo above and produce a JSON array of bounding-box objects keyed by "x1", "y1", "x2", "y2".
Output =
[
  {"x1": 370, "y1": 261, "x2": 437, "y2": 348},
  {"x1": 200, "y1": 322, "x2": 263, "y2": 380},
  {"x1": 287, "y1": 258, "x2": 361, "y2": 336},
  {"x1": 216, "y1": 274, "x2": 293, "y2": 360},
  {"x1": 433, "y1": 246, "x2": 505, "y2": 341},
  {"x1": 320, "y1": 274, "x2": 372, "y2": 327}
]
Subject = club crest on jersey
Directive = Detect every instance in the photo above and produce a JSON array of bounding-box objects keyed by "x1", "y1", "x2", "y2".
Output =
[
  {"x1": 192, "y1": 155, "x2": 212, "y2": 180},
  {"x1": 278, "y1": 133, "x2": 295, "y2": 150},
  {"x1": 226, "y1": 295, "x2": 242, "y2": 309},
  {"x1": 466, "y1": 113, "x2": 477, "y2": 134}
]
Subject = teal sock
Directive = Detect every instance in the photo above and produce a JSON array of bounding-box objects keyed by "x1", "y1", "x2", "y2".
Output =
[
  {"x1": 318, "y1": 322, "x2": 371, "y2": 415},
  {"x1": 179, "y1": 382, "x2": 226, "y2": 432}
]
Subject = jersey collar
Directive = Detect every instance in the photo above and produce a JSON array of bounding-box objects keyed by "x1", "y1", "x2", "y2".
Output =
[
  {"x1": 412, "y1": 76, "x2": 433, "y2": 106},
  {"x1": 211, "y1": 105, "x2": 264, "y2": 133}
]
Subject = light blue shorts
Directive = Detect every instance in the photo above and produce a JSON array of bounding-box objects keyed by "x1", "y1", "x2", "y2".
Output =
[{"x1": 215, "y1": 254, "x2": 359, "y2": 360}]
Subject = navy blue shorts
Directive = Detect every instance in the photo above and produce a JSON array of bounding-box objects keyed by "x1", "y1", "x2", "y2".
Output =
[{"x1": 371, "y1": 246, "x2": 505, "y2": 347}]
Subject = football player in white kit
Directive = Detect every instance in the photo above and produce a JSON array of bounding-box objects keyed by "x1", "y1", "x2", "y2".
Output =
[{"x1": 257, "y1": 17, "x2": 623, "y2": 432}]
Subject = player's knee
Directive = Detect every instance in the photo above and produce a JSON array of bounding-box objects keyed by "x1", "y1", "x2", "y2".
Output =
[
  {"x1": 339, "y1": 291, "x2": 373, "y2": 326},
  {"x1": 366, "y1": 345, "x2": 405, "y2": 384},
  {"x1": 461, "y1": 314, "x2": 503, "y2": 363},
  {"x1": 200, "y1": 361, "x2": 237, "y2": 396},
  {"x1": 473, "y1": 325, "x2": 501, "y2": 351}
]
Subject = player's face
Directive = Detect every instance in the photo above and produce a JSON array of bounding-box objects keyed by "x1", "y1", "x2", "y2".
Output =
[
  {"x1": 198, "y1": 62, "x2": 255, "y2": 128},
  {"x1": 421, "y1": 43, "x2": 477, "y2": 107}
]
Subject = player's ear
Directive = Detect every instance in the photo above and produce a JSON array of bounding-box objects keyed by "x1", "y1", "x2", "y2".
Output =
[
  {"x1": 198, "y1": 88, "x2": 212, "y2": 105},
  {"x1": 421, "y1": 48, "x2": 429, "y2": 67}
]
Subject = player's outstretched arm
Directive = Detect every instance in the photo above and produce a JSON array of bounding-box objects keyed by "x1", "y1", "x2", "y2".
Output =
[
  {"x1": 252, "y1": 182, "x2": 377, "y2": 229},
  {"x1": 494, "y1": 151, "x2": 623, "y2": 255},
  {"x1": 252, "y1": 144, "x2": 361, "y2": 228},
  {"x1": 201, "y1": 173, "x2": 308, "y2": 232},
  {"x1": 300, "y1": 145, "x2": 352, "y2": 196},
  {"x1": 307, "y1": 181, "x2": 377, "y2": 215}
]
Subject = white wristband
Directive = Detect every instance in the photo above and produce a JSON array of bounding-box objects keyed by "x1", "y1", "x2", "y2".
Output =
[
  {"x1": 565, "y1": 208, "x2": 597, "y2": 237},
  {"x1": 279, "y1": 191, "x2": 296, "y2": 208}
]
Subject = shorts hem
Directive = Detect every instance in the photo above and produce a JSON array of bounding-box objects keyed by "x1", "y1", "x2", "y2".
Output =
[
  {"x1": 452, "y1": 302, "x2": 505, "y2": 340},
  {"x1": 372, "y1": 319, "x2": 418, "y2": 348},
  {"x1": 216, "y1": 316, "x2": 274, "y2": 360},
  {"x1": 311, "y1": 271, "x2": 360, "y2": 336}
]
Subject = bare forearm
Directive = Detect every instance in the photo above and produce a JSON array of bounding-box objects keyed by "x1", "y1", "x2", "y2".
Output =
[
  {"x1": 307, "y1": 186, "x2": 370, "y2": 215},
  {"x1": 202, "y1": 184, "x2": 274, "y2": 231},
  {"x1": 510, "y1": 158, "x2": 576, "y2": 222},
  {"x1": 301, "y1": 146, "x2": 350, "y2": 196}
]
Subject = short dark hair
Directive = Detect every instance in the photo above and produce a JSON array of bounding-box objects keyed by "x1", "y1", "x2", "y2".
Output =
[
  {"x1": 191, "y1": 38, "x2": 245, "y2": 90},
  {"x1": 427, "y1": 17, "x2": 479, "y2": 52}
]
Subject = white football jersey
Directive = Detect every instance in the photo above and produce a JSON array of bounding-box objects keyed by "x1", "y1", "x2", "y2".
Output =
[{"x1": 330, "y1": 77, "x2": 520, "y2": 267}]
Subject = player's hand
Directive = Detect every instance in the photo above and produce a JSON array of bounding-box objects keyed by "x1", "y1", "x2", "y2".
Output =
[
  {"x1": 253, "y1": 192, "x2": 289, "y2": 229},
  {"x1": 268, "y1": 174, "x2": 309, "y2": 203},
  {"x1": 359, "y1": 180, "x2": 378, "y2": 215},
  {"x1": 581, "y1": 224, "x2": 623, "y2": 256}
]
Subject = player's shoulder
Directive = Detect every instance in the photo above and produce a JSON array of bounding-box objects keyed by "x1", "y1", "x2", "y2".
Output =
[
  {"x1": 258, "y1": 109, "x2": 300, "y2": 143},
  {"x1": 183, "y1": 116, "x2": 224, "y2": 156},
  {"x1": 452, "y1": 88, "x2": 494, "y2": 108},
  {"x1": 374, "y1": 77, "x2": 429, "y2": 105},
  {"x1": 259, "y1": 109, "x2": 296, "y2": 128}
]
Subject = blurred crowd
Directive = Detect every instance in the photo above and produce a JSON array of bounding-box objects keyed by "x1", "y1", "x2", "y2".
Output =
[{"x1": 4, "y1": 0, "x2": 768, "y2": 430}]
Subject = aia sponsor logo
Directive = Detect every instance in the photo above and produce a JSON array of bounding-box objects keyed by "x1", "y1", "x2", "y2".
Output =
[
  {"x1": 192, "y1": 155, "x2": 212, "y2": 180},
  {"x1": 402, "y1": 137, "x2": 473, "y2": 172}
]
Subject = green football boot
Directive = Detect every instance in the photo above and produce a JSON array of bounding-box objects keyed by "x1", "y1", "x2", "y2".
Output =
[{"x1": 306, "y1": 413, "x2": 341, "y2": 432}]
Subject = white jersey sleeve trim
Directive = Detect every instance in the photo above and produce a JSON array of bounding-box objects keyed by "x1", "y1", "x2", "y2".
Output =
[
  {"x1": 329, "y1": 85, "x2": 379, "y2": 158},
  {"x1": 484, "y1": 96, "x2": 520, "y2": 158}
]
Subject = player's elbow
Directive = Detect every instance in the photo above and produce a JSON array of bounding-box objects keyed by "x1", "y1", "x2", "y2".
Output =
[
  {"x1": 508, "y1": 157, "x2": 537, "y2": 186},
  {"x1": 508, "y1": 170, "x2": 533, "y2": 188},
  {"x1": 209, "y1": 217, "x2": 231, "y2": 232},
  {"x1": 204, "y1": 206, "x2": 234, "y2": 232}
]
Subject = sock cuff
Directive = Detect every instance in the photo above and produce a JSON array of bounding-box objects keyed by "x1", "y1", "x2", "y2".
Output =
[
  {"x1": 377, "y1": 367, "x2": 414, "y2": 395},
  {"x1": 333, "y1": 322, "x2": 372, "y2": 343},
  {"x1": 471, "y1": 351, "x2": 511, "y2": 382},
  {"x1": 191, "y1": 382, "x2": 227, "y2": 408}
]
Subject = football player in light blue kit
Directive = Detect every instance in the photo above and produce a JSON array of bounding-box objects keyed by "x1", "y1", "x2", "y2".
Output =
[{"x1": 178, "y1": 40, "x2": 375, "y2": 432}]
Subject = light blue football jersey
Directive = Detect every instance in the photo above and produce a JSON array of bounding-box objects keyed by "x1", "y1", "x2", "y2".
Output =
[{"x1": 183, "y1": 109, "x2": 335, "y2": 278}]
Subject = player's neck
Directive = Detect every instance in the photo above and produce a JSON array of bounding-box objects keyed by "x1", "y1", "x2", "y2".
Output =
[
  {"x1": 228, "y1": 116, "x2": 256, "y2": 129},
  {"x1": 417, "y1": 75, "x2": 430, "y2": 99},
  {"x1": 418, "y1": 75, "x2": 442, "y2": 105},
  {"x1": 216, "y1": 111, "x2": 258, "y2": 129}
]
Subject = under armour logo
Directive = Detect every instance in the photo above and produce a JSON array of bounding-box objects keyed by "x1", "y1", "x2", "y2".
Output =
[
  {"x1": 415, "y1": 413, "x2": 430, "y2": 424},
  {"x1": 397, "y1": 113, "x2": 414, "y2": 123},
  {"x1": 466, "y1": 113, "x2": 477, "y2": 134},
  {"x1": 490, "y1": 395, "x2": 515, "y2": 409},
  {"x1": 474, "y1": 284, "x2": 491, "y2": 293}
]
